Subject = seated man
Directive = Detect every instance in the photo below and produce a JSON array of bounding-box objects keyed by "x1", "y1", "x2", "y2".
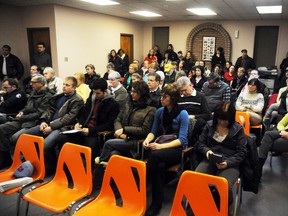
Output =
[
  {"x1": 0, "y1": 78, "x2": 27, "y2": 123},
  {"x1": 22, "y1": 65, "x2": 42, "y2": 95},
  {"x1": 108, "y1": 71, "x2": 128, "y2": 110},
  {"x1": 176, "y1": 76, "x2": 212, "y2": 145},
  {"x1": 0, "y1": 75, "x2": 52, "y2": 169},
  {"x1": 147, "y1": 72, "x2": 162, "y2": 108},
  {"x1": 201, "y1": 72, "x2": 231, "y2": 112},
  {"x1": 20, "y1": 76, "x2": 84, "y2": 174},
  {"x1": 43, "y1": 67, "x2": 63, "y2": 95},
  {"x1": 55, "y1": 78, "x2": 120, "y2": 167}
]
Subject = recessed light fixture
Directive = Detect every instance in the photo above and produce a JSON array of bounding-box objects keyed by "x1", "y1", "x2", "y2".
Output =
[
  {"x1": 256, "y1": 5, "x2": 282, "y2": 14},
  {"x1": 186, "y1": 8, "x2": 217, "y2": 16},
  {"x1": 130, "y1": 11, "x2": 162, "y2": 17},
  {"x1": 81, "y1": 0, "x2": 119, "y2": 6}
]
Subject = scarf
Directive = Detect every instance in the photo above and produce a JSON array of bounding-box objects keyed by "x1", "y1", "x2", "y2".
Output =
[{"x1": 162, "y1": 105, "x2": 182, "y2": 134}]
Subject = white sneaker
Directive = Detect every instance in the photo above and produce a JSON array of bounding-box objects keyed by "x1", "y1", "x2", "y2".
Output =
[{"x1": 95, "y1": 157, "x2": 100, "y2": 164}]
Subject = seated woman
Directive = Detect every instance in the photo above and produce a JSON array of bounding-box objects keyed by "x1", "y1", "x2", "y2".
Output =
[
  {"x1": 190, "y1": 65, "x2": 206, "y2": 92},
  {"x1": 123, "y1": 63, "x2": 138, "y2": 92},
  {"x1": 95, "y1": 81, "x2": 156, "y2": 164},
  {"x1": 236, "y1": 78, "x2": 264, "y2": 125},
  {"x1": 195, "y1": 101, "x2": 247, "y2": 211},
  {"x1": 259, "y1": 113, "x2": 288, "y2": 177},
  {"x1": 143, "y1": 84, "x2": 189, "y2": 216},
  {"x1": 231, "y1": 67, "x2": 247, "y2": 97},
  {"x1": 223, "y1": 65, "x2": 236, "y2": 86}
]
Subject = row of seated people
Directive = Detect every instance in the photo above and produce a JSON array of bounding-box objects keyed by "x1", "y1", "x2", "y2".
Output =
[
  {"x1": 0, "y1": 56, "x2": 270, "y2": 130},
  {"x1": 0, "y1": 73, "x2": 248, "y2": 215}
]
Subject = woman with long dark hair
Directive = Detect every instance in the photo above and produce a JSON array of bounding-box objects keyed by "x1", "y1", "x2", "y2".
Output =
[{"x1": 195, "y1": 101, "x2": 247, "y2": 213}]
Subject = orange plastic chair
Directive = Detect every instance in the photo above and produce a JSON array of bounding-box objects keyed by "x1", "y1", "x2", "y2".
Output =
[
  {"x1": 0, "y1": 134, "x2": 45, "y2": 194},
  {"x1": 0, "y1": 134, "x2": 45, "y2": 216},
  {"x1": 235, "y1": 111, "x2": 250, "y2": 136},
  {"x1": 74, "y1": 155, "x2": 146, "y2": 216},
  {"x1": 21, "y1": 143, "x2": 92, "y2": 216},
  {"x1": 169, "y1": 171, "x2": 228, "y2": 216}
]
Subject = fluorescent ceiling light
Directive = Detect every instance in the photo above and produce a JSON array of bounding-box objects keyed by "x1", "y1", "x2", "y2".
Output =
[
  {"x1": 256, "y1": 5, "x2": 282, "y2": 14},
  {"x1": 186, "y1": 8, "x2": 217, "y2": 16},
  {"x1": 130, "y1": 11, "x2": 162, "y2": 17},
  {"x1": 81, "y1": 0, "x2": 119, "y2": 6}
]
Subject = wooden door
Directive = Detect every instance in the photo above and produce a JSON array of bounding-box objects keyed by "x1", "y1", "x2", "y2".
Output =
[
  {"x1": 120, "y1": 34, "x2": 133, "y2": 63},
  {"x1": 27, "y1": 28, "x2": 51, "y2": 66}
]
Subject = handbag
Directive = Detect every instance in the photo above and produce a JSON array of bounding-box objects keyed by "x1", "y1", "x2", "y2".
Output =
[{"x1": 154, "y1": 134, "x2": 177, "y2": 144}]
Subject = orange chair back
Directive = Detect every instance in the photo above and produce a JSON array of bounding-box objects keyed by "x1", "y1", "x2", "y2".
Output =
[
  {"x1": 74, "y1": 155, "x2": 146, "y2": 216},
  {"x1": 0, "y1": 134, "x2": 45, "y2": 194},
  {"x1": 170, "y1": 171, "x2": 228, "y2": 216},
  {"x1": 22, "y1": 143, "x2": 92, "y2": 214},
  {"x1": 235, "y1": 111, "x2": 250, "y2": 136},
  {"x1": 100, "y1": 155, "x2": 146, "y2": 212},
  {"x1": 53, "y1": 143, "x2": 92, "y2": 194}
]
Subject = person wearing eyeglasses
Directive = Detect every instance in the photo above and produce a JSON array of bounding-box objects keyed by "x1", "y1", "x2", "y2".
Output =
[
  {"x1": 176, "y1": 76, "x2": 212, "y2": 146},
  {"x1": 143, "y1": 84, "x2": 189, "y2": 216},
  {"x1": 236, "y1": 78, "x2": 264, "y2": 126},
  {"x1": 108, "y1": 71, "x2": 128, "y2": 110},
  {"x1": 0, "y1": 78, "x2": 27, "y2": 123},
  {"x1": 0, "y1": 74, "x2": 52, "y2": 169}
]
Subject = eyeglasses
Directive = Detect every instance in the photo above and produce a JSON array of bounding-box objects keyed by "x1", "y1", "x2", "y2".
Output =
[
  {"x1": 2, "y1": 86, "x2": 11, "y2": 89},
  {"x1": 179, "y1": 87, "x2": 188, "y2": 93},
  {"x1": 130, "y1": 90, "x2": 137, "y2": 94},
  {"x1": 30, "y1": 81, "x2": 39, "y2": 84},
  {"x1": 248, "y1": 84, "x2": 256, "y2": 86},
  {"x1": 161, "y1": 94, "x2": 168, "y2": 99}
]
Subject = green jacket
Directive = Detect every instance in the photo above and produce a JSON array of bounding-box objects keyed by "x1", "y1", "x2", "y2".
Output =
[
  {"x1": 114, "y1": 99, "x2": 156, "y2": 140},
  {"x1": 20, "y1": 87, "x2": 53, "y2": 128},
  {"x1": 277, "y1": 113, "x2": 288, "y2": 131}
]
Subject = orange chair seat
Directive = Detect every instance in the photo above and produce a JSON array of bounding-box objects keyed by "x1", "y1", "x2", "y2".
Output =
[
  {"x1": 24, "y1": 183, "x2": 88, "y2": 212},
  {"x1": 0, "y1": 134, "x2": 45, "y2": 195},
  {"x1": 74, "y1": 155, "x2": 146, "y2": 216},
  {"x1": 74, "y1": 198, "x2": 143, "y2": 216}
]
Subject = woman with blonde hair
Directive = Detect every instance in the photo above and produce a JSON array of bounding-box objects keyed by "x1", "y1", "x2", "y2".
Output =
[{"x1": 74, "y1": 72, "x2": 91, "y2": 103}]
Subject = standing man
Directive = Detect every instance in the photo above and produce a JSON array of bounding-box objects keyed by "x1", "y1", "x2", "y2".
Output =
[
  {"x1": 235, "y1": 49, "x2": 256, "y2": 75},
  {"x1": 0, "y1": 45, "x2": 24, "y2": 82},
  {"x1": 32, "y1": 42, "x2": 52, "y2": 69}
]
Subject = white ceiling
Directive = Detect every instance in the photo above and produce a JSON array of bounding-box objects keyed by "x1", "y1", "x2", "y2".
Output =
[{"x1": 1, "y1": 0, "x2": 288, "y2": 22}]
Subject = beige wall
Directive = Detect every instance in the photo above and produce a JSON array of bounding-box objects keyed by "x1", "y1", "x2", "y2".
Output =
[
  {"x1": 54, "y1": 5, "x2": 144, "y2": 78},
  {"x1": 0, "y1": 4, "x2": 56, "y2": 79},
  {"x1": 1, "y1": 3, "x2": 287, "y2": 80},
  {"x1": 143, "y1": 20, "x2": 288, "y2": 68},
  {"x1": 0, "y1": 5, "x2": 27, "y2": 77}
]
